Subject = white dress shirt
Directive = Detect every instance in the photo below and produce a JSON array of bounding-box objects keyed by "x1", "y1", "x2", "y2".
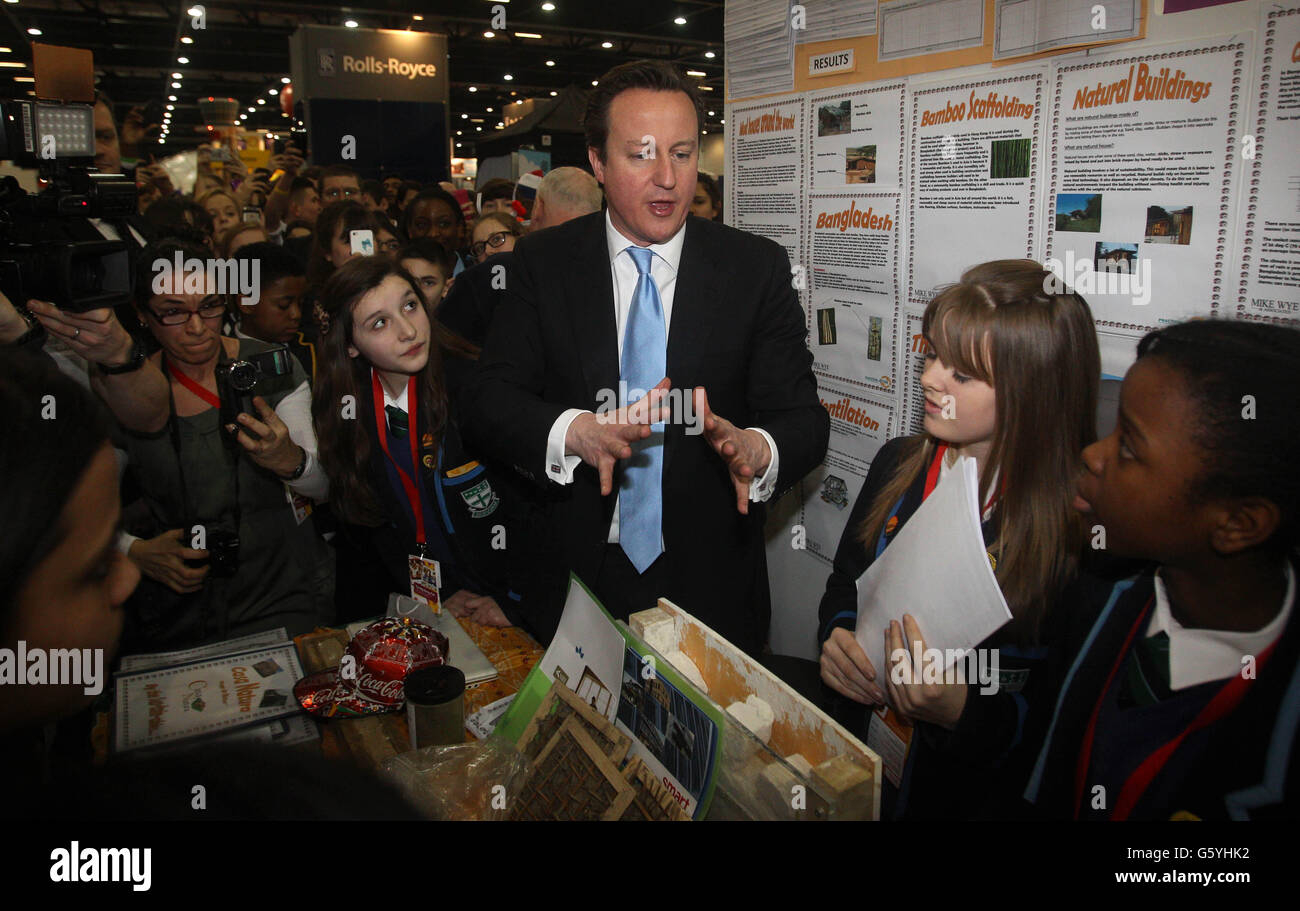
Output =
[
  {"x1": 543, "y1": 211, "x2": 780, "y2": 544},
  {"x1": 1148, "y1": 562, "x2": 1294, "y2": 691}
]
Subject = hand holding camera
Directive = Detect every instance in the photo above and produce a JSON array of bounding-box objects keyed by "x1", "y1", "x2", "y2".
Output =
[
  {"x1": 25, "y1": 297, "x2": 137, "y2": 367},
  {"x1": 128, "y1": 528, "x2": 210, "y2": 594},
  {"x1": 226, "y1": 394, "x2": 303, "y2": 479}
]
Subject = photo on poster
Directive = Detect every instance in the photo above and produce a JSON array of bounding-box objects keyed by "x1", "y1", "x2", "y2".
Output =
[
  {"x1": 1094, "y1": 241, "x2": 1140, "y2": 274},
  {"x1": 817, "y1": 307, "x2": 837, "y2": 345},
  {"x1": 818, "y1": 100, "x2": 852, "y2": 136},
  {"x1": 989, "y1": 137, "x2": 1031, "y2": 179},
  {"x1": 1144, "y1": 204, "x2": 1192, "y2": 244},
  {"x1": 845, "y1": 146, "x2": 877, "y2": 183},
  {"x1": 810, "y1": 293, "x2": 897, "y2": 391},
  {"x1": 1055, "y1": 193, "x2": 1102, "y2": 232}
]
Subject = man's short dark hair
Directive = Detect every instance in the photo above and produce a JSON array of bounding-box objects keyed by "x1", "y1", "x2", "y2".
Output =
[
  {"x1": 321, "y1": 164, "x2": 359, "y2": 183},
  {"x1": 289, "y1": 177, "x2": 317, "y2": 203},
  {"x1": 583, "y1": 60, "x2": 704, "y2": 161},
  {"x1": 361, "y1": 179, "x2": 385, "y2": 204},
  {"x1": 477, "y1": 178, "x2": 515, "y2": 204},
  {"x1": 235, "y1": 241, "x2": 305, "y2": 288}
]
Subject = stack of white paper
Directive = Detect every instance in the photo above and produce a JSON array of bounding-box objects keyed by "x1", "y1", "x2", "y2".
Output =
[
  {"x1": 854, "y1": 456, "x2": 1011, "y2": 700},
  {"x1": 725, "y1": 0, "x2": 795, "y2": 100}
]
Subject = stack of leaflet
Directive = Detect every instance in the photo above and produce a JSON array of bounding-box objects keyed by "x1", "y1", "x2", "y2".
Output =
[
  {"x1": 113, "y1": 629, "x2": 317, "y2": 754},
  {"x1": 725, "y1": 0, "x2": 794, "y2": 100},
  {"x1": 854, "y1": 455, "x2": 1013, "y2": 700},
  {"x1": 794, "y1": 0, "x2": 879, "y2": 45}
]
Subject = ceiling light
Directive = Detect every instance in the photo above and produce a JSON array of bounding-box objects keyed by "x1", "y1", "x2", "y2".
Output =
[
  {"x1": 542, "y1": 2, "x2": 555, "y2": 9},
  {"x1": 172, "y1": 82, "x2": 182, "y2": 88},
  {"x1": 486, "y1": 106, "x2": 493, "y2": 112},
  {"x1": 468, "y1": 86, "x2": 477, "y2": 92},
  {"x1": 461, "y1": 113, "x2": 468, "y2": 119},
  {"x1": 456, "y1": 142, "x2": 462, "y2": 148},
  {"x1": 601, "y1": 41, "x2": 613, "y2": 49},
  {"x1": 247, "y1": 107, "x2": 256, "y2": 113},
  {"x1": 503, "y1": 73, "x2": 513, "y2": 80},
  {"x1": 0, "y1": 48, "x2": 10, "y2": 53},
  {"x1": 344, "y1": 19, "x2": 358, "y2": 28},
  {"x1": 700, "y1": 85, "x2": 713, "y2": 91},
  {"x1": 172, "y1": 72, "x2": 183, "y2": 79},
  {"x1": 257, "y1": 98, "x2": 266, "y2": 105},
  {"x1": 0, "y1": 62, "x2": 25, "y2": 68},
  {"x1": 476, "y1": 126, "x2": 482, "y2": 131},
  {"x1": 545, "y1": 60, "x2": 555, "y2": 67},
  {"x1": 281, "y1": 76, "x2": 291, "y2": 84},
  {"x1": 515, "y1": 32, "x2": 542, "y2": 39},
  {"x1": 181, "y1": 36, "x2": 193, "y2": 44},
  {"x1": 240, "y1": 114, "x2": 248, "y2": 120},
  {"x1": 268, "y1": 88, "x2": 278, "y2": 96},
  {"x1": 687, "y1": 70, "x2": 706, "y2": 77},
  {"x1": 497, "y1": 122, "x2": 503, "y2": 128},
  {"x1": 413, "y1": 14, "x2": 423, "y2": 21},
  {"x1": 188, "y1": 5, "x2": 202, "y2": 16},
  {"x1": 720, "y1": 119, "x2": 725, "y2": 124},
  {"x1": 483, "y1": 30, "x2": 495, "y2": 38},
  {"x1": 591, "y1": 80, "x2": 598, "y2": 86},
  {"x1": 702, "y1": 130, "x2": 707, "y2": 135},
  {"x1": 169, "y1": 95, "x2": 177, "y2": 101},
  {"x1": 516, "y1": 100, "x2": 523, "y2": 105},
  {"x1": 26, "y1": 28, "x2": 41, "y2": 36},
  {"x1": 674, "y1": 16, "x2": 686, "y2": 25},
  {"x1": 166, "y1": 104, "x2": 175, "y2": 111},
  {"x1": 705, "y1": 51, "x2": 715, "y2": 59},
  {"x1": 456, "y1": 130, "x2": 462, "y2": 136},
  {"x1": 178, "y1": 57, "x2": 189, "y2": 64},
  {"x1": 14, "y1": 76, "x2": 34, "y2": 82}
]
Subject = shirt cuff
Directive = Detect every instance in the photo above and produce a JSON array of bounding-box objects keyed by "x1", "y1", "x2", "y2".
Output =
[
  {"x1": 546, "y1": 408, "x2": 588, "y2": 485},
  {"x1": 117, "y1": 530, "x2": 139, "y2": 556},
  {"x1": 747, "y1": 427, "x2": 779, "y2": 502}
]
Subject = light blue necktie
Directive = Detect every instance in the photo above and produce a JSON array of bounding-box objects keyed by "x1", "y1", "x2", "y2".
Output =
[{"x1": 620, "y1": 246, "x2": 666, "y2": 573}]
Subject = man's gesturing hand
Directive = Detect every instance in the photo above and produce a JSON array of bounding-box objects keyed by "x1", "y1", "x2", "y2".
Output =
[
  {"x1": 694, "y1": 387, "x2": 771, "y2": 515},
  {"x1": 565, "y1": 377, "x2": 670, "y2": 496}
]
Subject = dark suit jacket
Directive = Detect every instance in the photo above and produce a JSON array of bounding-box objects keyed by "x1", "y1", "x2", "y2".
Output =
[
  {"x1": 462, "y1": 211, "x2": 829, "y2": 653},
  {"x1": 437, "y1": 250, "x2": 513, "y2": 347}
]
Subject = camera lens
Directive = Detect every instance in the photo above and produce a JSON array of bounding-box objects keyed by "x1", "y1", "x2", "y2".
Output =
[{"x1": 228, "y1": 361, "x2": 259, "y2": 393}]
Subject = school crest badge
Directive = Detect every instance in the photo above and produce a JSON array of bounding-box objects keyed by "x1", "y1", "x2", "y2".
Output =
[{"x1": 461, "y1": 479, "x2": 499, "y2": 518}]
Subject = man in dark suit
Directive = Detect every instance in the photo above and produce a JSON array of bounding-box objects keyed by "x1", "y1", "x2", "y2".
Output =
[{"x1": 463, "y1": 61, "x2": 828, "y2": 654}]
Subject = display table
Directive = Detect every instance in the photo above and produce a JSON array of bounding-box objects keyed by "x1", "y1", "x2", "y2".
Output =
[{"x1": 293, "y1": 617, "x2": 543, "y2": 770}]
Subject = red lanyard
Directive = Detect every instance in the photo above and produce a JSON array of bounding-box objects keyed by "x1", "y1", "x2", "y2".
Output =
[
  {"x1": 1073, "y1": 594, "x2": 1276, "y2": 820},
  {"x1": 166, "y1": 360, "x2": 221, "y2": 410},
  {"x1": 923, "y1": 443, "x2": 999, "y2": 514},
  {"x1": 371, "y1": 371, "x2": 425, "y2": 548}
]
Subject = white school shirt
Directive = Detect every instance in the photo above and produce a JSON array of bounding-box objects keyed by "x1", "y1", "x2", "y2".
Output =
[
  {"x1": 1148, "y1": 562, "x2": 1294, "y2": 691},
  {"x1": 543, "y1": 211, "x2": 779, "y2": 544}
]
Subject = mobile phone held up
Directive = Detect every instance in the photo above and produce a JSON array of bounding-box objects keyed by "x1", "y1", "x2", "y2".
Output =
[
  {"x1": 242, "y1": 206, "x2": 261, "y2": 225},
  {"x1": 350, "y1": 229, "x2": 375, "y2": 256}
]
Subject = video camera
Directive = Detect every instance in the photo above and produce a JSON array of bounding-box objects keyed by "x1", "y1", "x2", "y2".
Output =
[{"x1": 0, "y1": 96, "x2": 138, "y2": 312}]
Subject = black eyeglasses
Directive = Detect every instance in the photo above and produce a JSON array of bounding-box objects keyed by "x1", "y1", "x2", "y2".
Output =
[
  {"x1": 146, "y1": 301, "x2": 227, "y2": 326},
  {"x1": 471, "y1": 231, "x2": 517, "y2": 258}
]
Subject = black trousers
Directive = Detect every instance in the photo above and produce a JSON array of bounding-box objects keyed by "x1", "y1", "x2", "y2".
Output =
[{"x1": 593, "y1": 543, "x2": 671, "y2": 623}]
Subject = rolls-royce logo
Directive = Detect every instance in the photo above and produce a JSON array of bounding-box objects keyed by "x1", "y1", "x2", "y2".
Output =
[{"x1": 318, "y1": 48, "x2": 335, "y2": 76}]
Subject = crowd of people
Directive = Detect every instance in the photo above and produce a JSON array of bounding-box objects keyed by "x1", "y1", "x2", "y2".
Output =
[{"x1": 1, "y1": 60, "x2": 1296, "y2": 822}]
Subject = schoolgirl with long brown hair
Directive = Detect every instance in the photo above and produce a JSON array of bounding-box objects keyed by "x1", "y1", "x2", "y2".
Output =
[
  {"x1": 311, "y1": 256, "x2": 545, "y2": 631},
  {"x1": 816, "y1": 259, "x2": 1100, "y2": 819}
]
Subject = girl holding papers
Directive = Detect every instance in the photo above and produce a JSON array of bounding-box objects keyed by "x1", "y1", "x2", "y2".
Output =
[{"x1": 816, "y1": 259, "x2": 1100, "y2": 819}]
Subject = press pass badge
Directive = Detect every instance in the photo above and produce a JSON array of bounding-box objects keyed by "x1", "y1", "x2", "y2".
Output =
[
  {"x1": 866, "y1": 705, "x2": 913, "y2": 789},
  {"x1": 284, "y1": 485, "x2": 312, "y2": 525},
  {"x1": 350, "y1": 229, "x2": 375, "y2": 256},
  {"x1": 408, "y1": 554, "x2": 442, "y2": 613}
]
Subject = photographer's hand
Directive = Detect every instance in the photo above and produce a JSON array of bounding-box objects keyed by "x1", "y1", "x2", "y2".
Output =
[
  {"x1": 227, "y1": 395, "x2": 303, "y2": 477},
  {"x1": 128, "y1": 529, "x2": 209, "y2": 594}
]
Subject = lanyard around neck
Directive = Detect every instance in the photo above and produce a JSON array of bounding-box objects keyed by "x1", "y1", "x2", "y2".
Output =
[
  {"x1": 166, "y1": 359, "x2": 221, "y2": 410},
  {"x1": 1072, "y1": 593, "x2": 1276, "y2": 820},
  {"x1": 371, "y1": 370, "x2": 425, "y2": 547}
]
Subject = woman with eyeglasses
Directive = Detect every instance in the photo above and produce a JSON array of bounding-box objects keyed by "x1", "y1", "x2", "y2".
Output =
[
  {"x1": 470, "y1": 212, "x2": 523, "y2": 264},
  {"x1": 114, "y1": 238, "x2": 334, "y2": 652}
]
